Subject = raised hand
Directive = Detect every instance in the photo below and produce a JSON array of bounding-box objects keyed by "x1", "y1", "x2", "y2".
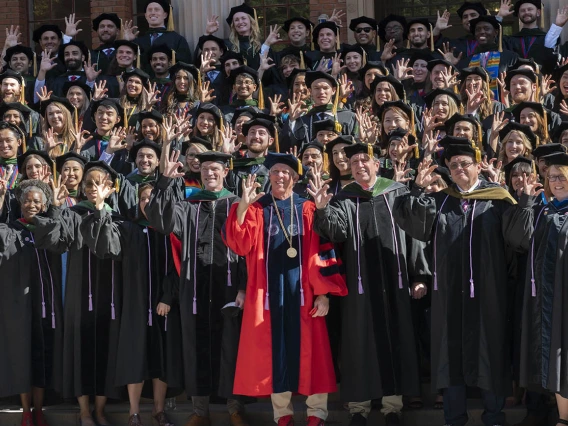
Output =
[
  {"x1": 44, "y1": 128, "x2": 63, "y2": 152},
  {"x1": 287, "y1": 92, "x2": 307, "y2": 121},
  {"x1": 288, "y1": 146, "x2": 298, "y2": 158},
  {"x1": 556, "y1": 5, "x2": 568, "y2": 27},
  {"x1": 339, "y1": 73, "x2": 354, "y2": 99},
  {"x1": 199, "y1": 80, "x2": 216, "y2": 103},
  {"x1": 307, "y1": 170, "x2": 333, "y2": 210},
  {"x1": 162, "y1": 115, "x2": 182, "y2": 143},
  {"x1": 264, "y1": 25, "x2": 282, "y2": 47},
  {"x1": 496, "y1": 71, "x2": 510, "y2": 107},
  {"x1": 393, "y1": 161, "x2": 413, "y2": 183},
  {"x1": 491, "y1": 111, "x2": 509, "y2": 134},
  {"x1": 465, "y1": 87, "x2": 487, "y2": 113},
  {"x1": 540, "y1": 75, "x2": 555, "y2": 99},
  {"x1": 205, "y1": 15, "x2": 220, "y2": 35},
  {"x1": 328, "y1": 9, "x2": 346, "y2": 27},
  {"x1": 220, "y1": 124, "x2": 241, "y2": 154},
  {"x1": 39, "y1": 49, "x2": 58, "y2": 74},
  {"x1": 522, "y1": 172, "x2": 544, "y2": 196},
  {"x1": 414, "y1": 159, "x2": 440, "y2": 188},
  {"x1": 381, "y1": 39, "x2": 397, "y2": 63},
  {"x1": 122, "y1": 20, "x2": 139, "y2": 41},
  {"x1": 124, "y1": 127, "x2": 137, "y2": 151},
  {"x1": 4, "y1": 25, "x2": 21, "y2": 48},
  {"x1": 315, "y1": 57, "x2": 331, "y2": 72},
  {"x1": 70, "y1": 128, "x2": 93, "y2": 153},
  {"x1": 258, "y1": 50, "x2": 276, "y2": 74},
  {"x1": 422, "y1": 130, "x2": 442, "y2": 159},
  {"x1": 330, "y1": 52, "x2": 345, "y2": 78},
  {"x1": 92, "y1": 80, "x2": 108, "y2": 101},
  {"x1": 36, "y1": 85, "x2": 53, "y2": 103},
  {"x1": 199, "y1": 51, "x2": 216, "y2": 75},
  {"x1": 394, "y1": 58, "x2": 413, "y2": 81},
  {"x1": 84, "y1": 56, "x2": 102, "y2": 83},
  {"x1": 497, "y1": 0, "x2": 514, "y2": 18},
  {"x1": 480, "y1": 156, "x2": 502, "y2": 183},
  {"x1": 356, "y1": 106, "x2": 378, "y2": 144},
  {"x1": 106, "y1": 127, "x2": 127, "y2": 153},
  {"x1": 93, "y1": 177, "x2": 116, "y2": 211},
  {"x1": 437, "y1": 42, "x2": 462, "y2": 66},
  {"x1": 395, "y1": 134, "x2": 418, "y2": 163},
  {"x1": 440, "y1": 68, "x2": 460, "y2": 88},
  {"x1": 50, "y1": 175, "x2": 69, "y2": 207},
  {"x1": 240, "y1": 174, "x2": 265, "y2": 206},
  {"x1": 64, "y1": 13, "x2": 83, "y2": 38},
  {"x1": 560, "y1": 100, "x2": 568, "y2": 116},
  {"x1": 163, "y1": 150, "x2": 185, "y2": 178},
  {"x1": 144, "y1": 81, "x2": 161, "y2": 108},
  {"x1": 269, "y1": 94, "x2": 285, "y2": 117},
  {"x1": 0, "y1": 177, "x2": 8, "y2": 200},
  {"x1": 435, "y1": 10, "x2": 452, "y2": 33}
]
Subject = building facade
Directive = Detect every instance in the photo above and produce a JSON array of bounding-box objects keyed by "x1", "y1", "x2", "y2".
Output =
[{"x1": 5, "y1": 0, "x2": 567, "y2": 54}]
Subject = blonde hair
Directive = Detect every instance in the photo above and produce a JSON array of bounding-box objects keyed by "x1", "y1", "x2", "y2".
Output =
[
  {"x1": 120, "y1": 76, "x2": 150, "y2": 112},
  {"x1": 229, "y1": 18, "x2": 262, "y2": 56},
  {"x1": 432, "y1": 94, "x2": 459, "y2": 120},
  {"x1": 544, "y1": 165, "x2": 568, "y2": 199},
  {"x1": 460, "y1": 79, "x2": 492, "y2": 121},
  {"x1": 43, "y1": 102, "x2": 75, "y2": 159},
  {"x1": 498, "y1": 130, "x2": 533, "y2": 164}
]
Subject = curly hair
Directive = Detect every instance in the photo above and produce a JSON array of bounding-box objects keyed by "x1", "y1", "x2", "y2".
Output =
[{"x1": 16, "y1": 179, "x2": 53, "y2": 209}]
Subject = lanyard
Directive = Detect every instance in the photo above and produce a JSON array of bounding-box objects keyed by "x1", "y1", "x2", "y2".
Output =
[
  {"x1": 520, "y1": 37, "x2": 537, "y2": 59},
  {"x1": 467, "y1": 40, "x2": 479, "y2": 57}
]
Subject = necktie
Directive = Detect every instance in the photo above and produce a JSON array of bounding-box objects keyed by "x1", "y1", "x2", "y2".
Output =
[
  {"x1": 103, "y1": 48, "x2": 114, "y2": 57},
  {"x1": 461, "y1": 199, "x2": 469, "y2": 213},
  {"x1": 69, "y1": 75, "x2": 79, "y2": 82},
  {"x1": 150, "y1": 33, "x2": 162, "y2": 45}
]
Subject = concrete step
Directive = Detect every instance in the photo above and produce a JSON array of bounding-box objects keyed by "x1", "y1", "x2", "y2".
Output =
[{"x1": 0, "y1": 399, "x2": 550, "y2": 426}]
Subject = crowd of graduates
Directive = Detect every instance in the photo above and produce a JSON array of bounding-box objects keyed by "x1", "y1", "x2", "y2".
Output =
[{"x1": 3, "y1": 1, "x2": 568, "y2": 426}]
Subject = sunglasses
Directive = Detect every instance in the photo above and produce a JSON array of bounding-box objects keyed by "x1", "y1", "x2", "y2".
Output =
[{"x1": 355, "y1": 27, "x2": 373, "y2": 33}]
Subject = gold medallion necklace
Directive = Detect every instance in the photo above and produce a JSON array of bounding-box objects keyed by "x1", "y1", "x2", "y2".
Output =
[{"x1": 271, "y1": 194, "x2": 297, "y2": 258}]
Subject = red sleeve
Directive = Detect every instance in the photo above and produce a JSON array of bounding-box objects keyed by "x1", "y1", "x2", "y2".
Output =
[{"x1": 222, "y1": 202, "x2": 261, "y2": 257}]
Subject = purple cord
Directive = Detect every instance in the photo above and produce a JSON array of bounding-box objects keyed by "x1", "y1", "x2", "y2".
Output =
[
  {"x1": 226, "y1": 201, "x2": 232, "y2": 287},
  {"x1": 30, "y1": 235, "x2": 46, "y2": 319},
  {"x1": 265, "y1": 206, "x2": 273, "y2": 310},
  {"x1": 193, "y1": 203, "x2": 201, "y2": 314},
  {"x1": 42, "y1": 250, "x2": 56, "y2": 329},
  {"x1": 356, "y1": 198, "x2": 363, "y2": 294},
  {"x1": 294, "y1": 204, "x2": 304, "y2": 306},
  {"x1": 111, "y1": 261, "x2": 116, "y2": 319},
  {"x1": 146, "y1": 228, "x2": 153, "y2": 326},
  {"x1": 433, "y1": 195, "x2": 450, "y2": 291},
  {"x1": 383, "y1": 194, "x2": 403, "y2": 289},
  {"x1": 88, "y1": 252, "x2": 93, "y2": 311},
  {"x1": 468, "y1": 200, "x2": 477, "y2": 298},
  {"x1": 530, "y1": 208, "x2": 546, "y2": 297}
]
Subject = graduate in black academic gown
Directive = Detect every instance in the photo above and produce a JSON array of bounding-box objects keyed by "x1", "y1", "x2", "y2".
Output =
[
  {"x1": 394, "y1": 136, "x2": 530, "y2": 426},
  {"x1": 82, "y1": 182, "x2": 182, "y2": 426},
  {"x1": 90, "y1": 13, "x2": 121, "y2": 76},
  {"x1": 312, "y1": 143, "x2": 426, "y2": 426},
  {"x1": 4, "y1": 45, "x2": 37, "y2": 105},
  {"x1": 0, "y1": 180, "x2": 63, "y2": 426},
  {"x1": 146, "y1": 151, "x2": 248, "y2": 426},
  {"x1": 32, "y1": 162, "x2": 124, "y2": 426}
]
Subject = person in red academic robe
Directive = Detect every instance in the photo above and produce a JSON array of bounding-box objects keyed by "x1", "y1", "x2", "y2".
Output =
[{"x1": 223, "y1": 153, "x2": 347, "y2": 426}]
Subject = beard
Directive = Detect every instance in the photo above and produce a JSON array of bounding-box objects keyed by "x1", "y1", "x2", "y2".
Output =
[
  {"x1": 520, "y1": 14, "x2": 537, "y2": 25},
  {"x1": 66, "y1": 59, "x2": 83, "y2": 71}
]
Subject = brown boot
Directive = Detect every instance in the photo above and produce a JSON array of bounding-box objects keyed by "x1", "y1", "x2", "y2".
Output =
[
  {"x1": 152, "y1": 412, "x2": 174, "y2": 426},
  {"x1": 184, "y1": 414, "x2": 211, "y2": 426},
  {"x1": 229, "y1": 412, "x2": 249, "y2": 426}
]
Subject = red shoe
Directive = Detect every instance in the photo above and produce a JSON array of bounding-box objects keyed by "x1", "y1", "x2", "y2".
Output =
[
  {"x1": 21, "y1": 412, "x2": 33, "y2": 426},
  {"x1": 307, "y1": 416, "x2": 325, "y2": 426},
  {"x1": 277, "y1": 415, "x2": 294, "y2": 426},
  {"x1": 33, "y1": 409, "x2": 49, "y2": 426}
]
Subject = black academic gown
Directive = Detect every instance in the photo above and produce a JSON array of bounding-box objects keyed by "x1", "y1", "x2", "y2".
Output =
[
  {"x1": 505, "y1": 29, "x2": 557, "y2": 75},
  {"x1": 394, "y1": 181, "x2": 522, "y2": 395},
  {"x1": 505, "y1": 195, "x2": 568, "y2": 397},
  {"x1": 47, "y1": 72, "x2": 89, "y2": 97},
  {"x1": 136, "y1": 29, "x2": 192, "y2": 72},
  {"x1": 0, "y1": 220, "x2": 63, "y2": 398},
  {"x1": 225, "y1": 157, "x2": 270, "y2": 198},
  {"x1": 91, "y1": 46, "x2": 116, "y2": 76},
  {"x1": 146, "y1": 177, "x2": 246, "y2": 398},
  {"x1": 224, "y1": 36, "x2": 266, "y2": 70},
  {"x1": 81, "y1": 209, "x2": 183, "y2": 394},
  {"x1": 314, "y1": 179, "x2": 425, "y2": 402},
  {"x1": 32, "y1": 204, "x2": 123, "y2": 398},
  {"x1": 80, "y1": 136, "x2": 133, "y2": 176}
]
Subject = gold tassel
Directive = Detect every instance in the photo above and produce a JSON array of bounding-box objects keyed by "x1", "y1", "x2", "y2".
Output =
[
  {"x1": 172, "y1": 49, "x2": 176, "y2": 65},
  {"x1": 297, "y1": 158, "x2": 302, "y2": 175},
  {"x1": 33, "y1": 52, "x2": 37, "y2": 77},
  {"x1": 136, "y1": 46, "x2": 141, "y2": 69},
  {"x1": 540, "y1": 3, "x2": 544, "y2": 28},
  {"x1": 52, "y1": 161, "x2": 56, "y2": 181},
  {"x1": 22, "y1": 135, "x2": 27, "y2": 153},
  {"x1": 120, "y1": 18, "x2": 124, "y2": 39},
  {"x1": 258, "y1": 81, "x2": 264, "y2": 109},
  {"x1": 197, "y1": 69, "x2": 202, "y2": 91},
  {"x1": 299, "y1": 51, "x2": 305, "y2": 69},
  {"x1": 542, "y1": 110, "x2": 549, "y2": 141},
  {"x1": 336, "y1": 28, "x2": 340, "y2": 51},
  {"x1": 220, "y1": 115, "x2": 225, "y2": 134},
  {"x1": 377, "y1": 33, "x2": 380, "y2": 51},
  {"x1": 167, "y1": 4, "x2": 175, "y2": 31},
  {"x1": 115, "y1": 177, "x2": 120, "y2": 192},
  {"x1": 19, "y1": 79, "x2": 25, "y2": 104},
  {"x1": 334, "y1": 120, "x2": 342, "y2": 133},
  {"x1": 476, "y1": 122, "x2": 483, "y2": 149},
  {"x1": 362, "y1": 50, "x2": 367, "y2": 67},
  {"x1": 310, "y1": 23, "x2": 315, "y2": 51},
  {"x1": 29, "y1": 116, "x2": 33, "y2": 138},
  {"x1": 459, "y1": 104, "x2": 464, "y2": 114},
  {"x1": 475, "y1": 147, "x2": 481, "y2": 163},
  {"x1": 535, "y1": 76, "x2": 540, "y2": 101},
  {"x1": 429, "y1": 23, "x2": 435, "y2": 52},
  {"x1": 409, "y1": 109, "x2": 416, "y2": 136},
  {"x1": 74, "y1": 106, "x2": 78, "y2": 132},
  {"x1": 498, "y1": 24, "x2": 503, "y2": 53},
  {"x1": 406, "y1": 39, "x2": 410, "y2": 48},
  {"x1": 274, "y1": 129, "x2": 280, "y2": 153},
  {"x1": 229, "y1": 157, "x2": 233, "y2": 170},
  {"x1": 414, "y1": 142, "x2": 419, "y2": 158},
  {"x1": 485, "y1": 73, "x2": 492, "y2": 104},
  {"x1": 535, "y1": 135, "x2": 540, "y2": 146},
  {"x1": 124, "y1": 107, "x2": 128, "y2": 127},
  {"x1": 532, "y1": 159, "x2": 537, "y2": 175},
  {"x1": 367, "y1": 143, "x2": 373, "y2": 157}
]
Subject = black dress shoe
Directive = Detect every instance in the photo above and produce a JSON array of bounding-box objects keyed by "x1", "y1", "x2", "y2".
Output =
[
  {"x1": 348, "y1": 413, "x2": 367, "y2": 426},
  {"x1": 385, "y1": 413, "x2": 400, "y2": 426}
]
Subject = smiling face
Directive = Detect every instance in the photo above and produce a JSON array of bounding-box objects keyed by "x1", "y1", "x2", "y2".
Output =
[
  {"x1": 518, "y1": 3, "x2": 539, "y2": 25},
  {"x1": 246, "y1": 125, "x2": 273, "y2": 155},
  {"x1": 202, "y1": 40, "x2": 222, "y2": 63},
  {"x1": 3, "y1": 109, "x2": 21, "y2": 126},
  {"x1": 432, "y1": 94, "x2": 452, "y2": 120},
  {"x1": 385, "y1": 21, "x2": 404, "y2": 43},
  {"x1": 46, "y1": 104, "x2": 65, "y2": 132},
  {"x1": 465, "y1": 74, "x2": 483, "y2": 93},
  {"x1": 196, "y1": 112, "x2": 216, "y2": 135},
  {"x1": 83, "y1": 169, "x2": 111, "y2": 202},
  {"x1": 461, "y1": 9, "x2": 480, "y2": 31},
  {"x1": 64, "y1": 45, "x2": 84, "y2": 71},
  {"x1": 232, "y1": 12, "x2": 252, "y2": 36},
  {"x1": 504, "y1": 131, "x2": 527, "y2": 161},
  {"x1": 1, "y1": 77, "x2": 21, "y2": 102},
  {"x1": 95, "y1": 105, "x2": 120, "y2": 133},
  {"x1": 9, "y1": 53, "x2": 30, "y2": 74},
  {"x1": 382, "y1": 108, "x2": 409, "y2": 133},
  {"x1": 474, "y1": 22, "x2": 497, "y2": 45},
  {"x1": 223, "y1": 59, "x2": 241, "y2": 77},
  {"x1": 145, "y1": 2, "x2": 168, "y2": 28},
  {"x1": 350, "y1": 153, "x2": 379, "y2": 186},
  {"x1": 364, "y1": 68, "x2": 384, "y2": 89},
  {"x1": 150, "y1": 52, "x2": 170, "y2": 76},
  {"x1": 345, "y1": 52, "x2": 363, "y2": 73},
  {"x1": 61, "y1": 160, "x2": 84, "y2": 189},
  {"x1": 408, "y1": 23, "x2": 429, "y2": 48},
  {"x1": 67, "y1": 86, "x2": 86, "y2": 109},
  {"x1": 201, "y1": 161, "x2": 228, "y2": 192},
  {"x1": 332, "y1": 142, "x2": 350, "y2": 174},
  {"x1": 316, "y1": 130, "x2": 338, "y2": 145},
  {"x1": 0, "y1": 128, "x2": 21, "y2": 159},
  {"x1": 116, "y1": 46, "x2": 136, "y2": 68},
  {"x1": 97, "y1": 19, "x2": 119, "y2": 44},
  {"x1": 269, "y1": 163, "x2": 298, "y2": 198},
  {"x1": 453, "y1": 121, "x2": 475, "y2": 140},
  {"x1": 21, "y1": 189, "x2": 46, "y2": 221},
  {"x1": 139, "y1": 186, "x2": 152, "y2": 219},
  {"x1": 141, "y1": 118, "x2": 160, "y2": 140},
  {"x1": 126, "y1": 76, "x2": 143, "y2": 97},
  {"x1": 40, "y1": 31, "x2": 61, "y2": 51},
  {"x1": 234, "y1": 115, "x2": 251, "y2": 137},
  {"x1": 174, "y1": 70, "x2": 191, "y2": 94},
  {"x1": 388, "y1": 139, "x2": 402, "y2": 161},
  {"x1": 510, "y1": 75, "x2": 535, "y2": 103},
  {"x1": 135, "y1": 147, "x2": 158, "y2": 175},
  {"x1": 24, "y1": 157, "x2": 45, "y2": 180},
  {"x1": 431, "y1": 65, "x2": 449, "y2": 89},
  {"x1": 318, "y1": 28, "x2": 336, "y2": 52},
  {"x1": 559, "y1": 70, "x2": 568, "y2": 97},
  {"x1": 292, "y1": 74, "x2": 310, "y2": 101},
  {"x1": 519, "y1": 107, "x2": 540, "y2": 132},
  {"x1": 288, "y1": 21, "x2": 308, "y2": 45},
  {"x1": 354, "y1": 23, "x2": 376, "y2": 45},
  {"x1": 185, "y1": 145, "x2": 205, "y2": 172},
  {"x1": 412, "y1": 60, "x2": 428, "y2": 83},
  {"x1": 233, "y1": 74, "x2": 257, "y2": 100},
  {"x1": 281, "y1": 59, "x2": 300, "y2": 79},
  {"x1": 311, "y1": 79, "x2": 335, "y2": 106},
  {"x1": 374, "y1": 81, "x2": 394, "y2": 105},
  {"x1": 301, "y1": 147, "x2": 323, "y2": 169},
  {"x1": 510, "y1": 169, "x2": 527, "y2": 192},
  {"x1": 547, "y1": 165, "x2": 568, "y2": 201}
]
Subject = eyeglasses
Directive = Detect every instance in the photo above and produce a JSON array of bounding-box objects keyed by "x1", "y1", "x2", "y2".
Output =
[
  {"x1": 448, "y1": 161, "x2": 474, "y2": 171},
  {"x1": 355, "y1": 27, "x2": 373, "y2": 33},
  {"x1": 235, "y1": 79, "x2": 254, "y2": 86},
  {"x1": 547, "y1": 174, "x2": 567, "y2": 182},
  {"x1": 270, "y1": 169, "x2": 292, "y2": 177}
]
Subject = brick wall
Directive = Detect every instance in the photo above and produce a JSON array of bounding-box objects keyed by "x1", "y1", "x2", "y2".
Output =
[
  {"x1": 0, "y1": 0, "x2": 29, "y2": 47},
  {"x1": 309, "y1": 0, "x2": 349, "y2": 44},
  {"x1": 90, "y1": 0, "x2": 133, "y2": 48}
]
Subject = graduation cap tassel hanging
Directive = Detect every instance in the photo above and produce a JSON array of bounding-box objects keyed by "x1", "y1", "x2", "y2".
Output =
[
  {"x1": 74, "y1": 106, "x2": 79, "y2": 134},
  {"x1": 540, "y1": 3, "x2": 545, "y2": 29},
  {"x1": 332, "y1": 87, "x2": 342, "y2": 134},
  {"x1": 167, "y1": 4, "x2": 175, "y2": 31},
  {"x1": 297, "y1": 158, "x2": 303, "y2": 175},
  {"x1": 310, "y1": 23, "x2": 315, "y2": 51},
  {"x1": 299, "y1": 51, "x2": 305, "y2": 69},
  {"x1": 362, "y1": 50, "x2": 367, "y2": 67},
  {"x1": 19, "y1": 79, "x2": 25, "y2": 104},
  {"x1": 28, "y1": 116, "x2": 33, "y2": 139},
  {"x1": 172, "y1": 49, "x2": 176, "y2": 65},
  {"x1": 229, "y1": 157, "x2": 233, "y2": 170},
  {"x1": 543, "y1": 111, "x2": 549, "y2": 141},
  {"x1": 414, "y1": 139, "x2": 420, "y2": 158},
  {"x1": 52, "y1": 161, "x2": 57, "y2": 182},
  {"x1": 376, "y1": 28, "x2": 380, "y2": 51},
  {"x1": 274, "y1": 126, "x2": 280, "y2": 153},
  {"x1": 336, "y1": 28, "x2": 341, "y2": 51},
  {"x1": 429, "y1": 23, "x2": 435, "y2": 52},
  {"x1": 367, "y1": 143, "x2": 373, "y2": 158},
  {"x1": 120, "y1": 18, "x2": 124, "y2": 39},
  {"x1": 498, "y1": 24, "x2": 503, "y2": 53},
  {"x1": 115, "y1": 177, "x2": 120, "y2": 193},
  {"x1": 33, "y1": 52, "x2": 37, "y2": 77},
  {"x1": 136, "y1": 46, "x2": 141, "y2": 69},
  {"x1": 532, "y1": 159, "x2": 537, "y2": 175},
  {"x1": 258, "y1": 81, "x2": 265, "y2": 109},
  {"x1": 476, "y1": 122, "x2": 483, "y2": 149}
]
